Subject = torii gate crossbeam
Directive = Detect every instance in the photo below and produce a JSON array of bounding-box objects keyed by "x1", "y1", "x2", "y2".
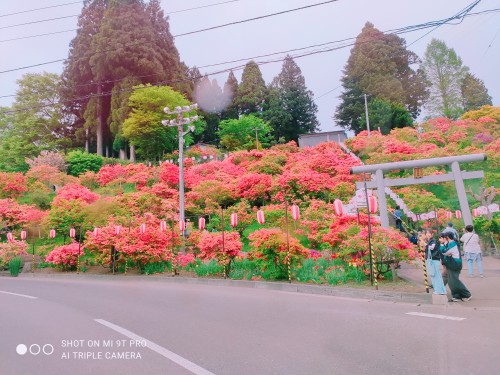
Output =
[{"x1": 350, "y1": 154, "x2": 486, "y2": 229}]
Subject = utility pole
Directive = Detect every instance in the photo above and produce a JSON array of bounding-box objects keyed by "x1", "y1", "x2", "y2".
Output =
[
  {"x1": 162, "y1": 104, "x2": 198, "y2": 238},
  {"x1": 364, "y1": 94, "x2": 371, "y2": 137}
]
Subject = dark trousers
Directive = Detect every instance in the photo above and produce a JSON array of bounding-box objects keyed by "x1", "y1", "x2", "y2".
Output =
[{"x1": 446, "y1": 268, "x2": 471, "y2": 299}]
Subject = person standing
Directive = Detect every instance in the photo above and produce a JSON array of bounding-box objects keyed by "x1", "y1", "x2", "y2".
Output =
[
  {"x1": 440, "y1": 232, "x2": 472, "y2": 302},
  {"x1": 442, "y1": 222, "x2": 460, "y2": 252},
  {"x1": 461, "y1": 225, "x2": 484, "y2": 278},
  {"x1": 394, "y1": 206, "x2": 403, "y2": 231},
  {"x1": 424, "y1": 230, "x2": 446, "y2": 295}
]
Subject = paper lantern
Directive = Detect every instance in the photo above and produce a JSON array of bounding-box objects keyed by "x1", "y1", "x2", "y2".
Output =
[
  {"x1": 472, "y1": 208, "x2": 479, "y2": 218},
  {"x1": 411, "y1": 215, "x2": 417, "y2": 222},
  {"x1": 49, "y1": 229, "x2": 56, "y2": 239},
  {"x1": 198, "y1": 217, "x2": 206, "y2": 230},
  {"x1": 93, "y1": 227, "x2": 100, "y2": 237},
  {"x1": 230, "y1": 213, "x2": 238, "y2": 228},
  {"x1": 160, "y1": 220, "x2": 167, "y2": 232},
  {"x1": 445, "y1": 211, "x2": 453, "y2": 220},
  {"x1": 7, "y1": 232, "x2": 14, "y2": 242},
  {"x1": 179, "y1": 220, "x2": 186, "y2": 232},
  {"x1": 368, "y1": 196, "x2": 378, "y2": 214},
  {"x1": 257, "y1": 210, "x2": 265, "y2": 225},
  {"x1": 455, "y1": 210, "x2": 462, "y2": 219},
  {"x1": 114, "y1": 225, "x2": 122, "y2": 235},
  {"x1": 333, "y1": 199, "x2": 344, "y2": 216},
  {"x1": 69, "y1": 228, "x2": 76, "y2": 238},
  {"x1": 291, "y1": 204, "x2": 300, "y2": 221},
  {"x1": 140, "y1": 224, "x2": 146, "y2": 234},
  {"x1": 20, "y1": 230, "x2": 27, "y2": 241}
]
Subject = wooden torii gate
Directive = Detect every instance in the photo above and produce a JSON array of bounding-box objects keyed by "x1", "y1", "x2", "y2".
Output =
[{"x1": 350, "y1": 154, "x2": 486, "y2": 229}]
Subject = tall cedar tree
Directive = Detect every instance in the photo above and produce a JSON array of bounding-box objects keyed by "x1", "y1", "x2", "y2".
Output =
[
  {"x1": 236, "y1": 61, "x2": 267, "y2": 116},
  {"x1": 421, "y1": 39, "x2": 469, "y2": 119},
  {"x1": 220, "y1": 71, "x2": 239, "y2": 120},
  {"x1": 194, "y1": 76, "x2": 225, "y2": 145},
  {"x1": 265, "y1": 56, "x2": 319, "y2": 142},
  {"x1": 61, "y1": 0, "x2": 183, "y2": 157},
  {"x1": 60, "y1": 0, "x2": 107, "y2": 152},
  {"x1": 461, "y1": 73, "x2": 492, "y2": 112},
  {"x1": 335, "y1": 22, "x2": 428, "y2": 134}
]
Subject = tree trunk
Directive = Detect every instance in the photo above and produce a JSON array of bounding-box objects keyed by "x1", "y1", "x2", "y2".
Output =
[
  {"x1": 130, "y1": 144, "x2": 136, "y2": 162},
  {"x1": 96, "y1": 83, "x2": 103, "y2": 156},
  {"x1": 119, "y1": 148, "x2": 127, "y2": 160}
]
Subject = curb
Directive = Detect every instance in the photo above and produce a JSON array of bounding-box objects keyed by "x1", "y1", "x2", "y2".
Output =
[{"x1": 18, "y1": 269, "x2": 432, "y2": 305}]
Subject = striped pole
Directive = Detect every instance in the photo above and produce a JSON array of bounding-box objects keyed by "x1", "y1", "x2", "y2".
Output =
[
  {"x1": 420, "y1": 246, "x2": 430, "y2": 293},
  {"x1": 371, "y1": 246, "x2": 378, "y2": 290},
  {"x1": 284, "y1": 201, "x2": 291, "y2": 283}
]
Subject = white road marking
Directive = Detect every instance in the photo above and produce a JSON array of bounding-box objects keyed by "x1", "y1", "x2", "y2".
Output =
[
  {"x1": 406, "y1": 312, "x2": 466, "y2": 321},
  {"x1": 95, "y1": 319, "x2": 215, "y2": 375},
  {"x1": 0, "y1": 290, "x2": 37, "y2": 299}
]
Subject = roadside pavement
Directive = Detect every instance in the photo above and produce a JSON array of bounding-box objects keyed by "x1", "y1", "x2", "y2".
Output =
[{"x1": 398, "y1": 255, "x2": 500, "y2": 309}]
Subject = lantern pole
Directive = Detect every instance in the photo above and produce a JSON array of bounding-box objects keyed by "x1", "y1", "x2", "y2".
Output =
[
  {"x1": 221, "y1": 207, "x2": 226, "y2": 279},
  {"x1": 77, "y1": 224, "x2": 82, "y2": 274},
  {"x1": 284, "y1": 200, "x2": 291, "y2": 284},
  {"x1": 363, "y1": 174, "x2": 376, "y2": 288}
]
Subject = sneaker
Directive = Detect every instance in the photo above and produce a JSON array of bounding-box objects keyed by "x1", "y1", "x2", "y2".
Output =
[
  {"x1": 462, "y1": 296, "x2": 472, "y2": 301},
  {"x1": 451, "y1": 298, "x2": 461, "y2": 302},
  {"x1": 480, "y1": 274, "x2": 484, "y2": 278}
]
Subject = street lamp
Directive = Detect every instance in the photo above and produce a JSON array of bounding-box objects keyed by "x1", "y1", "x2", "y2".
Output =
[{"x1": 162, "y1": 103, "x2": 198, "y2": 241}]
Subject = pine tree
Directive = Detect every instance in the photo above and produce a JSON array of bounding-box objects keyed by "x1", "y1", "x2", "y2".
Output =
[
  {"x1": 335, "y1": 22, "x2": 428, "y2": 134},
  {"x1": 461, "y1": 73, "x2": 492, "y2": 112},
  {"x1": 421, "y1": 39, "x2": 469, "y2": 119},
  {"x1": 236, "y1": 61, "x2": 267, "y2": 116},
  {"x1": 265, "y1": 56, "x2": 319, "y2": 142}
]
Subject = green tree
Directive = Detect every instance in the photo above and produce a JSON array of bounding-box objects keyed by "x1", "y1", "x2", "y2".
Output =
[
  {"x1": 66, "y1": 150, "x2": 104, "y2": 176},
  {"x1": 421, "y1": 39, "x2": 469, "y2": 119},
  {"x1": 218, "y1": 115, "x2": 273, "y2": 151},
  {"x1": 221, "y1": 70, "x2": 239, "y2": 120},
  {"x1": 461, "y1": 73, "x2": 492, "y2": 112},
  {"x1": 265, "y1": 56, "x2": 319, "y2": 142},
  {"x1": 335, "y1": 22, "x2": 428, "y2": 133},
  {"x1": 0, "y1": 73, "x2": 73, "y2": 172},
  {"x1": 122, "y1": 85, "x2": 202, "y2": 160},
  {"x1": 61, "y1": 0, "x2": 183, "y2": 157},
  {"x1": 236, "y1": 61, "x2": 267, "y2": 116},
  {"x1": 360, "y1": 99, "x2": 413, "y2": 135}
]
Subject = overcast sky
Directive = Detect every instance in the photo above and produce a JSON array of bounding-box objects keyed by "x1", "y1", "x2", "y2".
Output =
[{"x1": 1, "y1": 0, "x2": 499, "y2": 132}]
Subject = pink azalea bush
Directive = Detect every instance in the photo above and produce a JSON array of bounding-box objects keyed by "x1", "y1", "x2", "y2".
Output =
[
  {"x1": 0, "y1": 240, "x2": 28, "y2": 269},
  {"x1": 45, "y1": 242, "x2": 81, "y2": 270}
]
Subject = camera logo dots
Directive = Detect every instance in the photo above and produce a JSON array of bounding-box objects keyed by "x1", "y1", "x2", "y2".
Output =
[{"x1": 16, "y1": 344, "x2": 54, "y2": 356}]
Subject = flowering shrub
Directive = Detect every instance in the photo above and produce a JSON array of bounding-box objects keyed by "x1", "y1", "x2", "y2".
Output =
[
  {"x1": 175, "y1": 253, "x2": 196, "y2": 268},
  {"x1": 26, "y1": 151, "x2": 67, "y2": 171},
  {"x1": 236, "y1": 173, "x2": 272, "y2": 203},
  {"x1": 0, "y1": 240, "x2": 28, "y2": 269},
  {"x1": 0, "y1": 172, "x2": 28, "y2": 198},
  {"x1": 84, "y1": 216, "x2": 177, "y2": 269},
  {"x1": 0, "y1": 199, "x2": 45, "y2": 227},
  {"x1": 97, "y1": 164, "x2": 127, "y2": 185},
  {"x1": 53, "y1": 184, "x2": 100, "y2": 204},
  {"x1": 158, "y1": 162, "x2": 179, "y2": 187},
  {"x1": 248, "y1": 228, "x2": 309, "y2": 280},
  {"x1": 45, "y1": 242, "x2": 81, "y2": 270},
  {"x1": 197, "y1": 231, "x2": 243, "y2": 269}
]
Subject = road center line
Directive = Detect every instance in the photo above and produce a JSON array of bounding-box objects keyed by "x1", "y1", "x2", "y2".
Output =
[
  {"x1": 0, "y1": 290, "x2": 38, "y2": 299},
  {"x1": 95, "y1": 319, "x2": 215, "y2": 375},
  {"x1": 406, "y1": 312, "x2": 466, "y2": 321}
]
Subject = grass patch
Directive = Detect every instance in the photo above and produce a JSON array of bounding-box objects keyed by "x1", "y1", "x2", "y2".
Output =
[{"x1": 9, "y1": 257, "x2": 22, "y2": 277}]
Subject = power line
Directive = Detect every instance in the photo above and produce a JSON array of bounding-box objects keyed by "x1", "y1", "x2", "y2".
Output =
[
  {"x1": 174, "y1": 0, "x2": 340, "y2": 37},
  {"x1": 0, "y1": 1, "x2": 81, "y2": 18},
  {"x1": 0, "y1": 0, "x2": 341, "y2": 74},
  {"x1": 0, "y1": 1, "x2": 493, "y2": 111},
  {"x1": 0, "y1": 14, "x2": 79, "y2": 30},
  {"x1": 167, "y1": 0, "x2": 241, "y2": 14}
]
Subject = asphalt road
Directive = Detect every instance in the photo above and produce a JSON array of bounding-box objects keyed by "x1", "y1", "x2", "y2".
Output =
[{"x1": 1, "y1": 277, "x2": 499, "y2": 375}]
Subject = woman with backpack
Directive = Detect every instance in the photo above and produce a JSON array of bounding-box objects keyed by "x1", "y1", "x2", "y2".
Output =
[{"x1": 440, "y1": 232, "x2": 472, "y2": 302}]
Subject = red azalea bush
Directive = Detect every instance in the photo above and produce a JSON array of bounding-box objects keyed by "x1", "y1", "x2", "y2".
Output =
[
  {"x1": 53, "y1": 183, "x2": 100, "y2": 204},
  {"x1": 236, "y1": 173, "x2": 272, "y2": 203},
  {"x1": 0, "y1": 172, "x2": 28, "y2": 198},
  {"x1": 84, "y1": 216, "x2": 177, "y2": 268},
  {"x1": 97, "y1": 164, "x2": 127, "y2": 185},
  {"x1": 0, "y1": 240, "x2": 28, "y2": 269},
  {"x1": 45, "y1": 242, "x2": 81, "y2": 270},
  {"x1": 158, "y1": 162, "x2": 179, "y2": 187},
  {"x1": 197, "y1": 231, "x2": 243, "y2": 267},
  {"x1": 248, "y1": 228, "x2": 309, "y2": 280},
  {"x1": 0, "y1": 199, "x2": 46, "y2": 227}
]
